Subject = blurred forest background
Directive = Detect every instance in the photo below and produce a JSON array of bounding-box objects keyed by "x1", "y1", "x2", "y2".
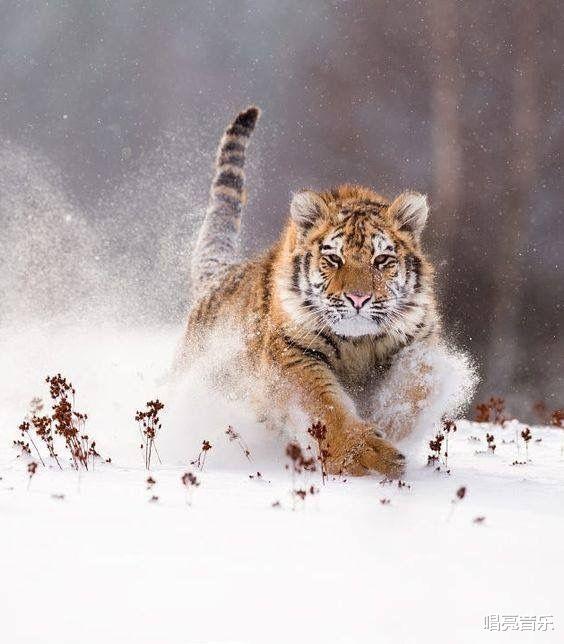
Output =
[{"x1": 0, "y1": 1, "x2": 561, "y2": 419}]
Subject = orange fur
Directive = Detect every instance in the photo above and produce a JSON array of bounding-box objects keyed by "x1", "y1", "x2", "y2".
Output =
[{"x1": 180, "y1": 181, "x2": 439, "y2": 478}]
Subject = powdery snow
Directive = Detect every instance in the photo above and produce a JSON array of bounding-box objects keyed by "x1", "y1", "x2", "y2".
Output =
[{"x1": 0, "y1": 325, "x2": 562, "y2": 644}]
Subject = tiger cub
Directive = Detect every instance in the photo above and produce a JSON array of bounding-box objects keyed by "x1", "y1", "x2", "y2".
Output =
[{"x1": 180, "y1": 106, "x2": 440, "y2": 478}]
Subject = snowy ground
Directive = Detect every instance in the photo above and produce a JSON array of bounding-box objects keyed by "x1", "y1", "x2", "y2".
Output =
[{"x1": 1, "y1": 325, "x2": 562, "y2": 643}]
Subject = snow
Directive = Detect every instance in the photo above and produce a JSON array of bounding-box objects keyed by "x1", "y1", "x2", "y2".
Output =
[{"x1": 1, "y1": 325, "x2": 562, "y2": 643}]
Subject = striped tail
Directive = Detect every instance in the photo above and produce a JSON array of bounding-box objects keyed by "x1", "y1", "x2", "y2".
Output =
[{"x1": 191, "y1": 106, "x2": 261, "y2": 298}]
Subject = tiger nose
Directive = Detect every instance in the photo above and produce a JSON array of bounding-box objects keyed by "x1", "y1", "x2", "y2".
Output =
[{"x1": 344, "y1": 291, "x2": 372, "y2": 310}]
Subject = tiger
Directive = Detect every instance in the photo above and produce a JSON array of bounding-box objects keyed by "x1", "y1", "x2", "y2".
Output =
[{"x1": 179, "y1": 106, "x2": 442, "y2": 478}]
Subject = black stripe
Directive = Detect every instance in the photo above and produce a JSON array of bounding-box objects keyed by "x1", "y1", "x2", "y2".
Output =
[
  {"x1": 261, "y1": 261, "x2": 273, "y2": 316},
  {"x1": 281, "y1": 334, "x2": 332, "y2": 369},
  {"x1": 232, "y1": 107, "x2": 259, "y2": 130},
  {"x1": 352, "y1": 219, "x2": 366, "y2": 249},
  {"x1": 195, "y1": 290, "x2": 218, "y2": 324},
  {"x1": 220, "y1": 266, "x2": 247, "y2": 300},
  {"x1": 284, "y1": 357, "x2": 309, "y2": 369},
  {"x1": 218, "y1": 154, "x2": 245, "y2": 168},
  {"x1": 299, "y1": 218, "x2": 314, "y2": 231},
  {"x1": 330, "y1": 187, "x2": 341, "y2": 200},
  {"x1": 291, "y1": 255, "x2": 301, "y2": 292},
  {"x1": 213, "y1": 192, "x2": 242, "y2": 208},
  {"x1": 412, "y1": 256, "x2": 422, "y2": 292},
  {"x1": 303, "y1": 251, "x2": 312, "y2": 277},
  {"x1": 214, "y1": 169, "x2": 243, "y2": 191},
  {"x1": 223, "y1": 140, "x2": 245, "y2": 153},
  {"x1": 318, "y1": 331, "x2": 341, "y2": 359},
  {"x1": 406, "y1": 254, "x2": 422, "y2": 293},
  {"x1": 192, "y1": 299, "x2": 206, "y2": 324},
  {"x1": 226, "y1": 122, "x2": 253, "y2": 137},
  {"x1": 420, "y1": 327, "x2": 434, "y2": 340}
]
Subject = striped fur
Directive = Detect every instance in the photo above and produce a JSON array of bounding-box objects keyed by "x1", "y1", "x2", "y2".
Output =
[
  {"x1": 191, "y1": 106, "x2": 260, "y2": 298},
  {"x1": 182, "y1": 110, "x2": 441, "y2": 478}
]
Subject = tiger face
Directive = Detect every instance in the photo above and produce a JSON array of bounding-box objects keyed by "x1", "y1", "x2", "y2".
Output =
[{"x1": 283, "y1": 185, "x2": 432, "y2": 338}]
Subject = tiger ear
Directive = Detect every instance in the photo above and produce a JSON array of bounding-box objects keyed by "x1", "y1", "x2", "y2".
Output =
[
  {"x1": 387, "y1": 191, "x2": 429, "y2": 239},
  {"x1": 290, "y1": 190, "x2": 329, "y2": 230}
]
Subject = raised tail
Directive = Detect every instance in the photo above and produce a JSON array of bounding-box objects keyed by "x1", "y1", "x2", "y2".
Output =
[{"x1": 191, "y1": 106, "x2": 260, "y2": 298}]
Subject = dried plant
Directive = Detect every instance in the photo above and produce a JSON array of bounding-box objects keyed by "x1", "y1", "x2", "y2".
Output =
[
  {"x1": 135, "y1": 399, "x2": 164, "y2": 470},
  {"x1": 181, "y1": 471, "x2": 200, "y2": 487},
  {"x1": 181, "y1": 471, "x2": 200, "y2": 505},
  {"x1": 225, "y1": 425, "x2": 252, "y2": 461},
  {"x1": 16, "y1": 375, "x2": 106, "y2": 471},
  {"x1": 473, "y1": 516, "x2": 486, "y2": 525},
  {"x1": 27, "y1": 461, "x2": 37, "y2": 489},
  {"x1": 474, "y1": 403, "x2": 490, "y2": 423},
  {"x1": 292, "y1": 485, "x2": 318, "y2": 503},
  {"x1": 380, "y1": 498, "x2": 391, "y2": 505},
  {"x1": 190, "y1": 440, "x2": 212, "y2": 470},
  {"x1": 17, "y1": 421, "x2": 44, "y2": 465},
  {"x1": 31, "y1": 413, "x2": 61, "y2": 468},
  {"x1": 486, "y1": 433, "x2": 496, "y2": 453},
  {"x1": 380, "y1": 477, "x2": 411, "y2": 490},
  {"x1": 285, "y1": 442, "x2": 317, "y2": 510},
  {"x1": 533, "y1": 402, "x2": 563, "y2": 429},
  {"x1": 447, "y1": 485, "x2": 466, "y2": 521},
  {"x1": 13, "y1": 439, "x2": 31, "y2": 458},
  {"x1": 14, "y1": 399, "x2": 51, "y2": 464},
  {"x1": 47, "y1": 374, "x2": 99, "y2": 469},
  {"x1": 427, "y1": 430, "x2": 444, "y2": 469},
  {"x1": 285, "y1": 442, "x2": 316, "y2": 475},
  {"x1": 249, "y1": 471, "x2": 270, "y2": 483},
  {"x1": 551, "y1": 410, "x2": 563, "y2": 428},
  {"x1": 307, "y1": 421, "x2": 330, "y2": 484},
  {"x1": 29, "y1": 397, "x2": 43, "y2": 413},
  {"x1": 521, "y1": 427, "x2": 532, "y2": 461},
  {"x1": 146, "y1": 476, "x2": 156, "y2": 490},
  {"x1": 475, "y1": 397, "x2": 507, "y2": 424},
  {"x1": 442, "y1": 418, "x2": 456, "y2": 472},
  {"x1": 532, "y1": 401, "x2": 551, "y2": 425}
]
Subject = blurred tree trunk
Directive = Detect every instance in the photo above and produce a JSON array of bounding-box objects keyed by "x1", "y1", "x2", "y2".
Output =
[
  {"x1": 429, "y1": 0, "x2": 462, "y2": 225},
  {"x1": 488, "y1": 4, "x2": 540, "y2": 393}
]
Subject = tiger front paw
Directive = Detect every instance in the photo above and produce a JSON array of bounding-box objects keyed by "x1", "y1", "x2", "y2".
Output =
[{"x1": 324, "y1": 423, "x2": 406, "y2": 478}]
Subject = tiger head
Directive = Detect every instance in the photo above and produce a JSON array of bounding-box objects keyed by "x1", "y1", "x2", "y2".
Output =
[{"x1": 279, "y1": 185, "x2": 434, "y2": 339}]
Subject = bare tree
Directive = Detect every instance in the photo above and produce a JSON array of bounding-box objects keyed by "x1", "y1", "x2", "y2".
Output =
[
  {"x1": 429, "y1": 0, "x2": 462, "y2": 220},
  {"x1": 488, "y1": 3, "x2": 540, "y2": 389}
]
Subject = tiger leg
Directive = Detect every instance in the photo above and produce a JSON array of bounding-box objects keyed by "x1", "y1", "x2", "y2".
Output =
[{"x1": 266, "y1": 349, "x2": 406, "y2": 478}]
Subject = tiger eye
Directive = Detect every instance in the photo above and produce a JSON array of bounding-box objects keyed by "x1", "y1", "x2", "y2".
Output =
[
  {"x1": 324, "y1": 254, "x2": 343, "y2": 267},
  {"x1": 374, "y1": 254, "x2": 397, "y2": 269}
]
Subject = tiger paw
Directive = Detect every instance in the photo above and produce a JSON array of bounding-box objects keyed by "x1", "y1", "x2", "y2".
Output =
[{"x1": 325, "y1": 424, "x2": 405, "y2": 478}]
